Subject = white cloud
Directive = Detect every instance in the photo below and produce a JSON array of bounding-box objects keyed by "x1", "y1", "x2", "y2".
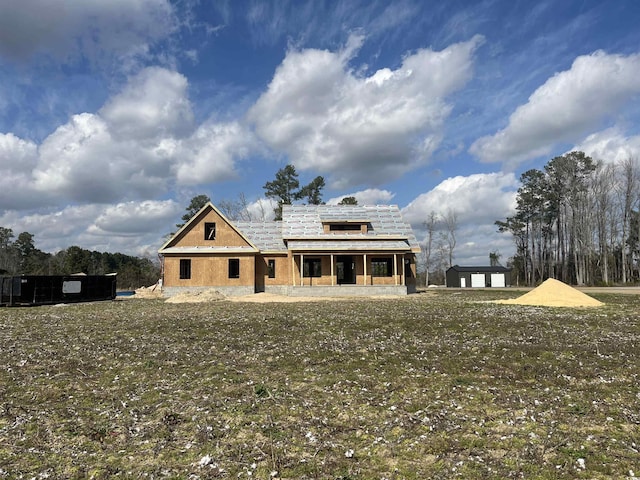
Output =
[
  {"x1": 249, "y1": 34, "x2": 484, "y2": 187},
  {"x1": 89, "y1": 200, "x2": 181, "y2": 235},
  {"x1": 1, "y1": 200, "x2": 179, "y2": 256},
  {"x1": 572, "y1": 127, "x2": 640, "y2": 163},
  {"x1": 402, "y1": 173, "x2": 519, "y2": 267},
  {"x1": 0, "y1": 0, "x2": 177, "y2": 64},
  {"x1": 470, "y1": 50, "x2": 640, "y2": 167},
  {"x1": 174, "y1": 122, "x2": 256, "y2": 185},
  {"x1": 0, "y1": 133, "x2": 42, "y2": 209},
  {"x1": 245, "y1": 198, "x2": 277, "y2": 221},
  {"x1": 1, "y1": 204, "x2": 104, "y2": 253},
  {"x1": 401, "y1": 172, "x2": 518, "y2": 227},
  {"x1": 101, "y1": 67, "x2": 194, "y2": 140},
  {"x1": 33, "y1": 112, "x2": 171, "y2": 203},
  {"x1": 3, "y1": 67, "x2": 253, "y2": 207},
  {"x1": 326, "y1": 188, "x2": 395, "y2": 205}
]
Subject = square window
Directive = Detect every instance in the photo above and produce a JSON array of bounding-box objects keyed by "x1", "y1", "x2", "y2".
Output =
[
  {"x1": 179, "y1": 259, "x2": 191, "y2": 279},
  {"x1": 204, "y1": 222, "x2": 216, "y2": 240},
  {"x1": 372, "y1": 258, "x2": 393, "y2": 277},
  {"x1": 303, "y1": 258, "x2": 321, "y2": 277},
  {"x1": 267, "y1": 259, "x2": 276, "y2": 278},
  {"x1": 228, "y1": 258, "x2": 240, "y2": 279}
]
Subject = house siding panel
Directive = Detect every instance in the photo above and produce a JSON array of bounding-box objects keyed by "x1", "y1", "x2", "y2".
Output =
[
  {"x1": 255, "y1": 254, "x2": 290, "y2": 291},
  {"x1": 164, "y1": 254, "x2": 255, "y2": 288},
  {"x1": 172, "y1": 210, "x2": 251, "y2": 248}
]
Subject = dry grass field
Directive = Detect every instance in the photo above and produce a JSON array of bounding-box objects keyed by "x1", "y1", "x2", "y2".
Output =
[{"x1": 0, "y1": 289, "x2": 638, "y2": 479}]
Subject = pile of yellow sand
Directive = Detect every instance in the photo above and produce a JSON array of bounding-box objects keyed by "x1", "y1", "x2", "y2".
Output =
[
  {"x1": 164, "y1": 288, "x2": 226, "y2": 304},
  {"x1": 495, "y1": 278, "x2": 604, "y2": 307}
]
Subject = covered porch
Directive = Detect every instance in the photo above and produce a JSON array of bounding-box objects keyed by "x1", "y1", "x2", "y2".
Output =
[{"x1": 289, "y1": 250, "x2": 414, "y2": 288}]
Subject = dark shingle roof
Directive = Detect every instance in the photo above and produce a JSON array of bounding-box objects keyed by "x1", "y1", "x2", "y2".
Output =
[{"x1": 447, "y1": 265, "x2": 511, "y2": 273}]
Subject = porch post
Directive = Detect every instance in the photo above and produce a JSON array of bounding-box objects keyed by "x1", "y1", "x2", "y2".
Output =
[
  {"x1": 331, "y1": 254, "x2": 334, "y2": 286},
  {"x1": 300, "y1": 254, "x2": 304, "y2": 287},
  {"x1": 291, "y1": 254, "x2": 295, "y2": 286},
  {"x1": 364, "y1": 254, "x2": 367, "y2": 285},
  {"x1": 401, "y1": 254, "x2": 405, "y2": 285},
  {"x1": 394, "y1": 253, "x2": 398, "y2": 286}
]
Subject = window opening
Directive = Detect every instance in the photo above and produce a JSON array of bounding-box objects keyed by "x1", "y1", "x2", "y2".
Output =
[
  {"x1": 179, "y1": 259, "x2": 191, "y2": 279},
  {"x1": 204, "y1": 222, "x2": 216, "y2": 240},
  {"x1": 372, "y1": 258, "x2": 393, "y2": 277},
  {"x1": 329, "y1": 223, "x2": 362, "y2": 231},
  {"x1": 267, "y1": 259, "x2": 276, "y2": 278},
  {"x1": 229, "y1": 258, "x2": 240, "y2": 278},
  {"x1": 303, "y1": 258, "x2": 321, "y2": 277}
]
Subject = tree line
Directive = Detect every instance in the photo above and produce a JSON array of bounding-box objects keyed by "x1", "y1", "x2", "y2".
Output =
[
  {"x1": 0, "y1": 227, "x2": 160, "y2": 289},
  {"x1": 497, "y1": 151, "x2": 640, "y2": 286}
]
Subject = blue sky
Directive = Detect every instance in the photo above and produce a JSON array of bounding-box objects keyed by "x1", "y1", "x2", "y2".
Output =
[{"x1": 1, "y1": 0, "x2": 640, "y2": 266}]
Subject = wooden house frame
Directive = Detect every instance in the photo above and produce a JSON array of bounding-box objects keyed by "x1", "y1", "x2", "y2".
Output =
[{"x1": 158, "y1": 203, "x2": 421, "y2": 297}]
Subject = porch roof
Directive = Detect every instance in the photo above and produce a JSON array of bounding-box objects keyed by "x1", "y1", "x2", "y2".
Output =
[{"x1": 287, "y1": 239, "x2": 412, "y2": 252}]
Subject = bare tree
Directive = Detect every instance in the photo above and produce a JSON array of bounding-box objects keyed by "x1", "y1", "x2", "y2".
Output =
[
  {"x1": 433, "y1": 232, "x2": 450, "y2": 284},
  {"x1": 591, "y1": 162, "x2": 616, "y2": 284},
  {"x1": 219, "y1": 193, "x2": 254, "y2": 221},
  {"x1": 422, "y1": 211, "x2": 439, "y2": 286},
  {"x1": 618, "y1": 157, "x2": 640, "y2": 284},
  {"x1": 443, "y1": 209, "x2": 458, "y2": 268}
]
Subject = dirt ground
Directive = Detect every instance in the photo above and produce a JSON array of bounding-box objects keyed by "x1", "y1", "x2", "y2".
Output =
[
  {"x1": 126, "y1": 284, "x2": 639, "y2": 304},
  {"x1": 438, "y1": 285, "x2": 640, "y2": 295}
]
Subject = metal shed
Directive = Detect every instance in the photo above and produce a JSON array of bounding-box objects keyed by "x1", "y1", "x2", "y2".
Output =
[
  {"x1": 445, "y1": 265, "x2": 512, "y2": 288},
  {"x1": 0, "y1": 274, "x2": 117, "y2": 306}
]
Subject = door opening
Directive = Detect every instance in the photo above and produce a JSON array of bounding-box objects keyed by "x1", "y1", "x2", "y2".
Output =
[{"x1": 336, "y1": 256, "x2": 356, "y2": 284}]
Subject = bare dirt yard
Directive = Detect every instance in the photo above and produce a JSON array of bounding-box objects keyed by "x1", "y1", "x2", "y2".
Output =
[{"x1": 1, "y1": 289, "x2": 638, "y2": 478}]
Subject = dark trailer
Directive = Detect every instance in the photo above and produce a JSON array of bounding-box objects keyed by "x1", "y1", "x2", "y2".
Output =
[{"x1": 0, "y1": 275, "x2": 117, "y2": 307}]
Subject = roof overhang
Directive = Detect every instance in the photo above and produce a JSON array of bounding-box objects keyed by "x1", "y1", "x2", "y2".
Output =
[
  {"x1": 284, "y1": 234, "x2": 408, "y2": 241},
  {"x1": 287, "y1": 239, "x2": 412, "y2": 252},
  {"x1": 160, "y1": 246, "x2": 258, "y2": 255}
]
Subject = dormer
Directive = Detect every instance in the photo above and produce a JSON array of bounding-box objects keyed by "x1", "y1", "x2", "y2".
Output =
[{"x1": 322, "y1": 220, "x2": 370, "y2": 234}]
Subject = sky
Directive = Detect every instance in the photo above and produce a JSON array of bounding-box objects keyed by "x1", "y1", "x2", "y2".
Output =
[{"x1": 1, "y1": 0, "x2": 640, "y2": 266}]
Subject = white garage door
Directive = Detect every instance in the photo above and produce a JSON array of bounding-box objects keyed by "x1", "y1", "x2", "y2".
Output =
[
  {"x1": 490, "y1": 273, "x2": 505, "y2": 288},
  {"x1": 471, "y1": 273, "x2": 486, "y2": 288}
]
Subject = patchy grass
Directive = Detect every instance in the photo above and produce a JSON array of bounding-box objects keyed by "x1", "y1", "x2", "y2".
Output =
[{"x1": 0, "y1": 290, "x2": 638, "y2": 479}]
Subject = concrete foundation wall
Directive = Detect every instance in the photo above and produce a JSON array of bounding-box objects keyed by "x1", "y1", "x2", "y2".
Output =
[
  {"x1": 288, "y1": 285, "x2": 408, "y2": 296},
  {"x1": 162, "y1": 285, "x2": 255, "y2": 298},
  {"x1": 263, "y1": 285, "x2": 293, "y2": 296},
  {"x1": 163, "y1": 284, "x2": 411, "y2": 298}
]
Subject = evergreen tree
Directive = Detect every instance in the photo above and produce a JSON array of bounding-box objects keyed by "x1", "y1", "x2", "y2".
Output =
[
  {"x1": 263, "y1": 165, "x2": 326, "y2": 219},
  {"x1": 263, "y1": 165, "x2": 300, "y2": 220},
  {"x1": 296, "y1": 176, "x2": 325, "y2": 205},
  {"x1": 176, "y1": 194, "x2": 211, "y2": 229},
  {"x1": 338, "y1": 196, "x2": 358, "y2": 205}
]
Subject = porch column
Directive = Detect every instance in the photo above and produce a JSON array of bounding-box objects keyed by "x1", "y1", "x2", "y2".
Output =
[
  {"x1": 300, "y1": 254, "x2": 304, "y2": 287},
  {"x1": 394, "y1": 253, "x2": 398, "y2": 286},
  {"x1": 291, "y1": 254, "x2": 295, "y2": 286},
  {"x1": 401, "y1": 254, "x2": 405, "y2": 286},
  {"x1": 363, "y1": 254, "x2": 367, "y2": 285},
  {"x1": 331, "y1": 254, "x2": 334, "y2": 286}
]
